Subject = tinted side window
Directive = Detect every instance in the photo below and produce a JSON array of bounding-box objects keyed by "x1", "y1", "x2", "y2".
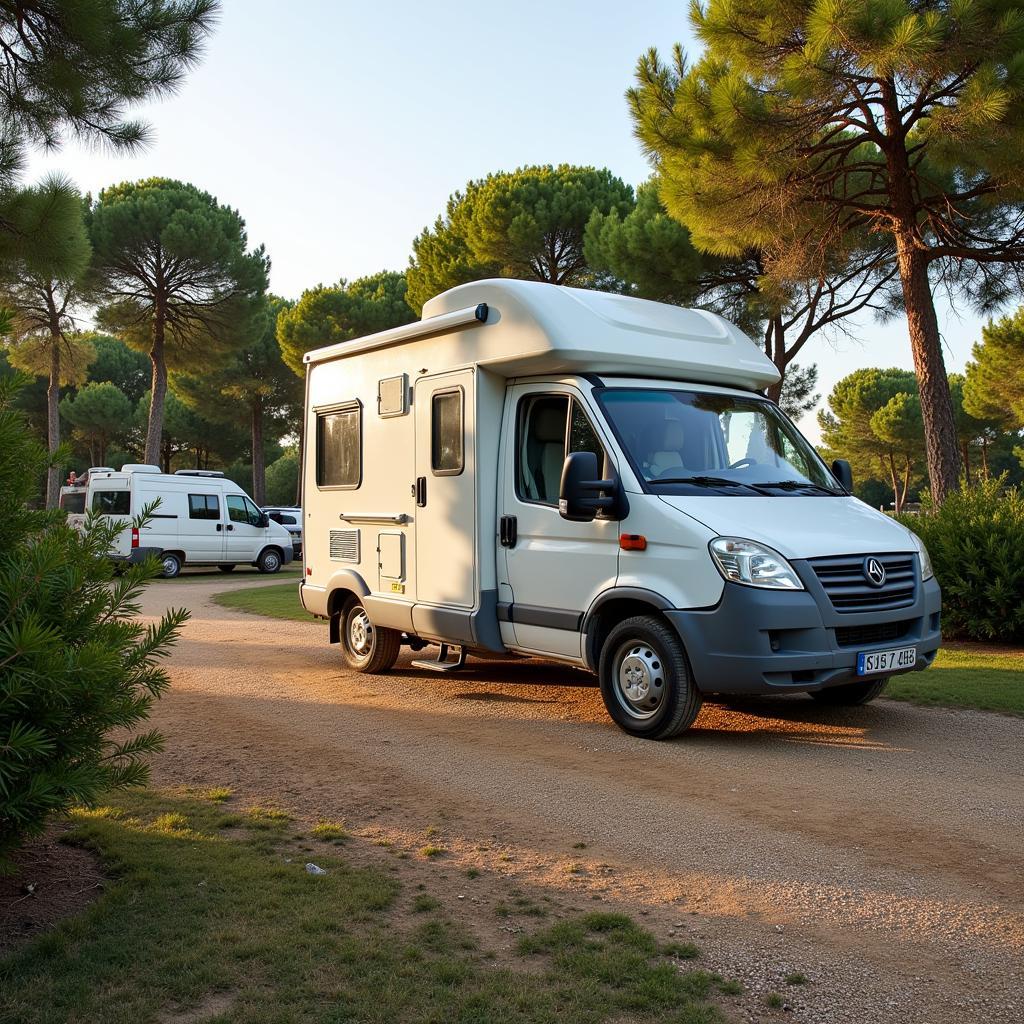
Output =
[
  {"x1": 568, "y1": 401, "x2": 605, "y2": 465},
  {"x1": 317, "y1": 404, "x2": 361, "y2": 488},
  {"x1": 92, "y1": 490, "x2": 130, "y2": 515},
  {"x1": 60, "y1": 491, "x2": 86, "y2": 514},
  {"x1": 188, "y1": 494, "x2": 219, "y2": 520},
  {"x1": 431, "y1": 390, "x2": 464, "y2": 475}
]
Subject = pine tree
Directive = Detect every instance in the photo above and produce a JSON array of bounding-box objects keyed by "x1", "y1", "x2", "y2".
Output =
[{"x1": 630, "y1": 3, "x2": 1024, "y2": 503}]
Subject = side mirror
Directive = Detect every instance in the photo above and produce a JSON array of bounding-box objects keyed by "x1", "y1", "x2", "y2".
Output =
[
  {"x1": 559, "y1": 451, "x2": 618, "y2": 522},
  {"x1": 258, "y1": 512, "x2": 270, "y2": 528},
  {"x1": 832, "y1": 458, "x2": 853, "y2": 492}
]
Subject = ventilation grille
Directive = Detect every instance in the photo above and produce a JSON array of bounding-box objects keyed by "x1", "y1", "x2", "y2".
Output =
[
  {"x1": 835, "y1": 619, "x2": 913, "y2": 648},
  {"x1": 809, "y1": 554, "x2": 916, "y2": 614},
  {"x1": 329, "y1": 529, "x2": 360, "y2": 562}
]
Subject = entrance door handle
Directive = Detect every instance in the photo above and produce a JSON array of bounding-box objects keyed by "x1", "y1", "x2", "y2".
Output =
[
  {"x1": 415, "y1": 476, "x2": 427, "y2": 507},
  {"x1": 216, "y1": 523, "x2": 223, "y2": 531},
  {"x1": 226, "y1": 524, "x2": 234, "y2": 531}
]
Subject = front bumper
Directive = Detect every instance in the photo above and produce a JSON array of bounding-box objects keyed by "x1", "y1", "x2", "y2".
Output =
[{"x1": 666, "y1": 564, "x2": 941, "y2": 696}]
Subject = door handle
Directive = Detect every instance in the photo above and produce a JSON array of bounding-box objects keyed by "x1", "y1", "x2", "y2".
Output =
[
  {"x1": 226, "y1": 524, "x2": 234, "y2": 531},
  {"x1": 216, "y1": 523, "x2": 222, "y2": 531},
  {"x1": 499, "y1": 515, "x2": 517, "y2": 548},
  {"x1": 415, "y1": 476, "x2": 427, "y2": 507}
]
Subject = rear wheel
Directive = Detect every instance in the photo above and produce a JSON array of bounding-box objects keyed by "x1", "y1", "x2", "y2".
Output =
[
  {"x1": 159, "y1": 552, "x2": 181, "y2": 579},
  {"x1": 598, "y1": 616, "x2": 702, "y2": 739},
  {"x1": 256, "y1": 548, "x2": 282, "y2": 574},
  {"x1": 218, "y1": 564, "x2": 236, "y2": 573},
  {"x1": 810, "y1": 677, "x2": 889, "y2": 706},
  {"x1": 339, "y1": 601, "x2": 401, "y2": 673}
]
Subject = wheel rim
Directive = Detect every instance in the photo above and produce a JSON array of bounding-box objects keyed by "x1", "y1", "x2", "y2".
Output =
[
  {"x1": 347, "y1": 608, "x2": 374, "y2": 658},
  {"x1": 264, "y1": 552, "x2": 280, "y2": 571},
  {"x1": 612, "y1": 640, "x2": 666, "y2": 720},
  {"x1": 162, "y1": 556, "x2": 178, "y2": 576}
]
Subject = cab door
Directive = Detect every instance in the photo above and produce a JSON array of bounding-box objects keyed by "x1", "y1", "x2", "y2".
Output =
[
  {"x1": 224, "y1": 493, "x2": 268, "y2": 562},
  {"x1": 498, "y1": 384, "x2": 619, "y2": 659}
]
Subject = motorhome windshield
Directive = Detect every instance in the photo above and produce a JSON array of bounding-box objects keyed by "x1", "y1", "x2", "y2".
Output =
[{"x1": 598, "y1": 388, "x2": 843, "y2": 496}]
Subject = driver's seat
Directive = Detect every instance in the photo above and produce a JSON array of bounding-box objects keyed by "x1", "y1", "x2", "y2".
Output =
[{"x1": 643, "y1": 420, "x2": 686, "y2": 478}]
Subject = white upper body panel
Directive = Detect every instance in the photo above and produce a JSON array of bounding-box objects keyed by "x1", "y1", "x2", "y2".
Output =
[{"x1": 305, "y1": 279, "x2": 780, "y2": 392}]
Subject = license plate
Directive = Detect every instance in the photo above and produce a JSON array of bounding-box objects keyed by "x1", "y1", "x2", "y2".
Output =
[{"x1": 857, "y1": 646, "x2": 917, "y2": 676}]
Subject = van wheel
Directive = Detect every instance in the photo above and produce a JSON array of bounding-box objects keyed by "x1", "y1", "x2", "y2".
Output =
[
  {"x1": 810, "y1": 677, "x2": 889, "y2": 706},
  {"x1": 159, "y1": 553, "x2": 182, "y2": 579},
  {"x1": 598, "y1": 616, "x2": 702, "y2": 739},
  {"x1": 218, "y1": 564, "x2": 236, "y2": 573},
  {"x1": 340, "y1": 601, "x2": 401, "y2": 673},
  {"x1": 256, "y1": 548, "x2": 282, "y2": 574}
]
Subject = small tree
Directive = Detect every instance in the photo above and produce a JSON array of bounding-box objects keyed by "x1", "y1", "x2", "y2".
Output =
[
  {"x1": 88, "y1": 178, "x2": 269, "y2": 466},
  {"x1": 0, "y1": 375, "x2": 188, "y2": 868},
  {"x1": 85, "y1": 333, "x2": 152, "y2": 403},
  {"x1": 630, "y1": 4, "x2": 1024, "y2": 503},
  {"x1": 819, "y1": 368, "x2": 925, "y2": 512},
  {"x1": 406, "y1": 166, "x2": 634, "y2": 313}
]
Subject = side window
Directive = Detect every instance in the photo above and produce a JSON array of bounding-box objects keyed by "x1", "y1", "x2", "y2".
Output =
[
  {"x1": 431, "y1": 389, "x2": 464, "y2": 476},
  {"x1": 226, "y1": 495, "x2": 248, "y2": 524},
  {"x1": 91, "y1": 490, "x2": 130, "y2": 515},
  {"x1": 568, "y1": 401, "x2": 605, "y2": 466},
  {"x1": 516, "y1": 395, "x2": 568, "y2": 506},
  {"x1": 188, "y1": 494, "x2": 219, "y2": 520},
  {"x1": 243, "y1": 496, "x2": 263, "y2": 525},
  {"x1": 316, "y1": 403, "x2": 361, "y2": 489}
]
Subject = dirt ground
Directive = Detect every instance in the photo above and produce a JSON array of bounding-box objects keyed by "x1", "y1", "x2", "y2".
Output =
[{"x1": 69, "y1": 574, "x2": 1024, "y2": 1021}]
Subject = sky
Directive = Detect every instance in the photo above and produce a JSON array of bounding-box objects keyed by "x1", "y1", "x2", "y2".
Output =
[{"x1": 24, "y1": 0, "x2": 997, "y2": 442}]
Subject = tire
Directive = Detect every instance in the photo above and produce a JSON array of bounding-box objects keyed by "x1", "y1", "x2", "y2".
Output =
[
  {"x1": 159, "y1": 552, "x2": 182, "y2": 579},
  {"x1": 598, "y1": 616, "x2": 702, "y2": 739},
  {"x1": 256, "y1": 547, "x2": 282, "y2": 574},
  {"x1": 218, "y1": 564, "x2": 236, "y2": 573},
  {"x1": 810, "y1": 677, "x2": 889, "y2": 706},
  {"x1": 339, "y1": 600, "x2": 401, "y2": 673}
]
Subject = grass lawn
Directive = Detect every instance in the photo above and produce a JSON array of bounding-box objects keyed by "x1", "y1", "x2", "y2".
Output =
[
  {"x1": 886, "y1": 644, "x2": 1024, "y2": 716},
  {"x1": 0, "y1": 789, "x2": 727, "y2": 1024},
  {"x1": 212, "y1": 580, "x2": 315, "y2": 621}
]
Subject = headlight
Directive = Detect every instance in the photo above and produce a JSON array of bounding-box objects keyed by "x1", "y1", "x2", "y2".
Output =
[
  {"x1": 909, "y1": 532, "x2": 934, "y2": 581},
  {"x1": 709, "y1": 537, "x2": 804, "y2": 590}
]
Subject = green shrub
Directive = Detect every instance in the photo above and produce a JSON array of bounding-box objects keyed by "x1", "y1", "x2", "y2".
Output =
[
  {"x1": 0, "y1": 376, "x2": 188, "y2": 870},
  {"x1": 896, "y1": 478, "x2": 1024, "y2": 642}
]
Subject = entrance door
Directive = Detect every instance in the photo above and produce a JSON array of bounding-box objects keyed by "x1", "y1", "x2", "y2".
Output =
[
  {"x1": 499, "y1": 384, "x2": 620, "y2": 659},
  {"x1": 414, "y1": 370, "x2": 476, "y2": 608},
  {"x1": 181, "y1": 491, "x2": 225, "y2": 561}
]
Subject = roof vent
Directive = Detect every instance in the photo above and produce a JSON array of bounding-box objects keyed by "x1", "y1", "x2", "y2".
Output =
[
  {"x1": 174, "y1": 469, "x2": 225, "y2": 478},
  {"x1": 121, "y1": 464, "x2": 162, "y2": 474}
]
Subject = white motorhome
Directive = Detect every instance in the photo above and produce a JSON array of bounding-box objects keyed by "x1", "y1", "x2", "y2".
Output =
[
  {"x1": 85, "y1": 465, "x2": 294, "y2": 578},
  {"x1": 300, "y1": 280, "x2": 941, "y2": 739}
]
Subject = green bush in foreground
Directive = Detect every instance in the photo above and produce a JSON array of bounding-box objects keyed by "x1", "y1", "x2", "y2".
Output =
[
  {"x1": 0, "y1": 376, "x2": 189, "y2": 870},
  {"x1": 897, "y1": 479, "x2": 1024, "y2": 642}
]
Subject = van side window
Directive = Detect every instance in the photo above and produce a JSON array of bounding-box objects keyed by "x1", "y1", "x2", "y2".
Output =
[
  {"x1": 431, "y1": 389, "x2": 464, "y2": 475},
  {"x1": 91, "y1": 490, "x2": 130, "y2": 515},
  {"x1": 226, "y1": 495, "x2": 264, "y2": 526},
  {"x1": 317, "y1": 403, "x2": 361, "y2": 489},
  {"x1": 188, "y1": 494, "x2": 219, "y2": 520}
]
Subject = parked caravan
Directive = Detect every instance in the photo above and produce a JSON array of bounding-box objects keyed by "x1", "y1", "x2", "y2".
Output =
[
  {"x1": 300, "y1": 280, "x2": 941, "y2": 739},
  {"x1": 85, "y1": 465, "x2": 294, "y2": 578}
]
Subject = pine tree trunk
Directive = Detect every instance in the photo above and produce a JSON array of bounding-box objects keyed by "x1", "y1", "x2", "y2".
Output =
[
  {"x1": 251, "y1": 398, "x2": 265, "y2": 505},
  {"x1": 893, "y1": 241, "x2": 961, "y2": 504},
  {"x1": 145, "y1": 306, "x2": 167, "y2": 466},
  {"x1": 764, "y1": 317, "x2": 786, "y2": 404},
  {"x1": 888, "y1": 453, "x2": 900, "y2": 514},
  {"x1": 45, "y1": 334, "x2": 61, "y2": 508}
]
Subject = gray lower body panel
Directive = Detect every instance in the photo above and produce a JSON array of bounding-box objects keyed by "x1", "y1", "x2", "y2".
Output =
[
  {"x1": 111, "y1": 546, "x2": 162, "y2": 564},
  {"x1": 665, "y1": 575, "x2": 941, "y2": 696}
]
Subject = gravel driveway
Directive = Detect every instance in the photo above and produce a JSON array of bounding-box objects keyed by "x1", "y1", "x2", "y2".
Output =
[{"x1": 143, "y1": 576, "x2": 1024, "y2": 1023}]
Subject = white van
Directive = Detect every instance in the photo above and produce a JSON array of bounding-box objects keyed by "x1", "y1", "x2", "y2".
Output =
[
  {"x1": 299, "y1": 280, "x2": 941, "y2": 739},
  {"x1": 86, "y1": 465, "x2": 294, "y2": 578}
]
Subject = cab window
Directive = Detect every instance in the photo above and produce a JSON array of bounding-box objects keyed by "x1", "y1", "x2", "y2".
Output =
[
  {"x1": 226, "y1": 495, "x2": 264, "y2": 526},
  {"x1": 91, "y1": 490, "x2": 130, "y2": 515},
  {"x1": 517, "y1": 396, "x2": 606, "y2": 506}
]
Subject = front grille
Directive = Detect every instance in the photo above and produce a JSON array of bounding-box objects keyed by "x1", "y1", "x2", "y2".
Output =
[
  {"x1": 809, "y1": 553, "x2": 917, "y2": 613},
  {"x1": 835, "y1": 619, "x2": 913, "y2": 648}
]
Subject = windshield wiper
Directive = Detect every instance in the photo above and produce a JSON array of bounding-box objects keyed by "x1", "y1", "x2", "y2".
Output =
[
  {"x1": 649, "y1": 475, "x2": 749, "y2": 488},
  {"x1": 756, "y1": 480, "x2": 839, "y2": 494}
]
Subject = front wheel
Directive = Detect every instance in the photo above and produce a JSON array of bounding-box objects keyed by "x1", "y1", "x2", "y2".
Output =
[
  {"x1": 810, "y1": 677, "x2": 889, "y2": 706},
  {"x1": 256, "y1": 548, "x2": 282, "y2": 574},
  {"x1": 598, "y1": 616, "x2": 702, "y2": 739},
  {"x1": 339, "y1": 601, "x2": 401, "y2": 673}
]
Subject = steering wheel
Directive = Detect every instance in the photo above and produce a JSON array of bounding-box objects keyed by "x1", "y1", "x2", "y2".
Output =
[{"x1": 728, "y1": 458, "x2": 757, "y2": 470}]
